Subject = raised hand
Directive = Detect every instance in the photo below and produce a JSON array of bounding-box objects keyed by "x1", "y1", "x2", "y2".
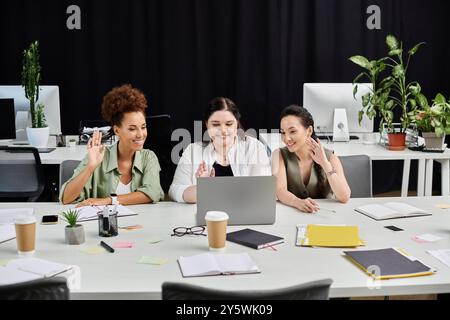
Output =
[
  {"x1": 195, "y1": 161, "x2": 215, "y2": 178},
  {"x1": 306, "y1": 137, "x2": 328, "y2": 168},
  {"x1": 87, "y1": 129, "x2": 106, "y2": 170}
]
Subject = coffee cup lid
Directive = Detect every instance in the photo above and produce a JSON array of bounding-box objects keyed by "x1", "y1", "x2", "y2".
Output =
[
  {"x1": 14, "y1": 214, "x2": 36, "y2": 224},
  {"x1": 205, "y1": 211, "x2": 229, "y2": 222}
]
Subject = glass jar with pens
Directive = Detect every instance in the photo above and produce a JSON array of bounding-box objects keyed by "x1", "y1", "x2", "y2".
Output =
[{"x1": 98, "y1": 205, "x2": 119, "y2": 237}]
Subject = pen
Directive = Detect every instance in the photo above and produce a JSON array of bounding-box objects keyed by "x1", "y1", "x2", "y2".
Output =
[{"x1": 100, "y1": 241, "x2": 115, "y2": 253}]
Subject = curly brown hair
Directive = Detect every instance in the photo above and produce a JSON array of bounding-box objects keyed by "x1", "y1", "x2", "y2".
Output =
[{"x1": 101, "y1": 84, "x2": 148, "y2": 127}]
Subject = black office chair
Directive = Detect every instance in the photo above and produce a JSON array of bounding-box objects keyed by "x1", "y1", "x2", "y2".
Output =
[
  {"x1": 0, "y1": 277, "x2": 70, "y2": 300},
  {"x1": 0, "y1": 146, "x2": 45, "y2": 202},
  {"x1": 162, "y1": 279, "x2": 333, "y2": 300},
  {"x1": 145, "y1": 115, "x2": 175, "y2": 194},
  {"x1": 340, "y1": 155, "x2": 372, "y2": 198}
]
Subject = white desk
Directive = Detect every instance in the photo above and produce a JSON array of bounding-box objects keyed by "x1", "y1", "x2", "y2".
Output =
[
  {"x1": 259, "y1": 133, "x2": 450, "y2": 197},
  {"x1": 1, "y1": 199, "x2": 450, "y2": 299}
]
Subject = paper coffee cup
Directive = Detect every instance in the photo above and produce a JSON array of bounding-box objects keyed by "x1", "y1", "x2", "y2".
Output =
[
  {"x1": 14, "y1": 214, "x2": 37, "y2": 255},
  {"x1": 205, "y1": 211, "x2": 229, "y2": 251}
]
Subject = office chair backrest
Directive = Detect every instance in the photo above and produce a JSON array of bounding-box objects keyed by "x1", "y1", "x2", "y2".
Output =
[
  {"x1": 340, "y1": 155, "x2": 372, "y2": 198},
  {"x1": 0, "y1": 146, "x2": 45, "y2": 202},
  {"x1": 162, "y1": 279, "x2": 333, "y2": 300},
  {"x1": 59, "y1": 160, "x2": 82, "y2": 190},
  {"x1": 0, "y1": 277, "x2": 70, "y2": 300},
  {"x1": 145, "y1": 115, "x2": 174, "y2": 193}
]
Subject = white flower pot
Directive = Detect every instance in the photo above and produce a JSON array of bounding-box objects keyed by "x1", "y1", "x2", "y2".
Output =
[
  {"x1": 422, "y1": 132, "x2": 445, "y2": 149},
  {"x1": 26, "y1": 127, "x2": 50, "y2": 148}
]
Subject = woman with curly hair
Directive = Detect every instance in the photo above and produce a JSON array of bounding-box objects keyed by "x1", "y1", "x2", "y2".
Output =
[{"x1": 60, "y1": 84, "x2": 164, "y2": 206}]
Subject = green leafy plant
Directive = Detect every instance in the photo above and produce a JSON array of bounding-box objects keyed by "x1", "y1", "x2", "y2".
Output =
[
  {"x1": 415, "y1": 93, "x2": 450, "y2": 136},
  {"x1": 61, "y1": 209, "x2": 80, "y2": 228},
  {"x1": 350, "y1": 34, "x2": 427, "y2": 133},
  {"x1": 21, "y1": 41, "x2": 47, "y2": 128}
]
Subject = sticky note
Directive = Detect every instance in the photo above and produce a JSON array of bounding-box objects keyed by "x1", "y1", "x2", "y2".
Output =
[
  {"x1": 412, "y1": 234, "x2": 444, "y2": 243},
  {"x1": 119, "y1": 225, "x2": 143, "y2": 231},
  {"x1": 138, "y1": 256, "x2": 168, "y2": 265},
  {"x1": 147, "y1": 236, "x2": 162, "y2": 244},
  {"x1": 113, "y1": 242, "x2": 134, "y2": 249},
  {"x1": 436, "y1": 204, "x2": 450, "y2": 209},
  {"x1": 0, "y1": 259, "x2": 10, "y2": 267},
  {"x1": 81, "y1": 246, "x2": 106, "y2": 255}
]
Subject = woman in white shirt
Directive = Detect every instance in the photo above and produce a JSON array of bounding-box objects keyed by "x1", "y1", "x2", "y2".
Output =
[{"x1": 169, "y1": 97, "x2": 271, "y2": 203}]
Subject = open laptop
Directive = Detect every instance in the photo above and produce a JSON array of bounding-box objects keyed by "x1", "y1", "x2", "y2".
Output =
[{"x1": 196, "y1": 176, "x2": 276, "y2": 226}]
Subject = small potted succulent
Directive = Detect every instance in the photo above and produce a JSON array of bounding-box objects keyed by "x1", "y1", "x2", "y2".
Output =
[
  {"x1": 61, "y1": 209, "x2": 85, "y2": 245},
  {"x1": 68, "y1": 138, "x2": 77, "y2": 147},
  {"x1": 414, "y1": 93, "x2": 450, "y2": 149}
]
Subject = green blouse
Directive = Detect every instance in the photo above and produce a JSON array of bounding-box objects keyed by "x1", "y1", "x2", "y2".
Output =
[
  {"x1": 279, "y1": 147, "x2": 334, "y2": 199},
  {"x1": 59, "y1": 142, "x2": 164, "y2": 204}
]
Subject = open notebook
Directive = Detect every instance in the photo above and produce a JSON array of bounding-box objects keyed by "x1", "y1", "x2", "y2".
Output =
[
  {"x1": 76, "y1": 205, "x2": 138, "y2": 222},
  {"x1": 178, "y1": 253, "x2": 260, "y2": 277},
  {"x1": 0, "y1": 258, "x2": 72, "y2": 285},
  {"x1": 355, "y1": 202, "x2": 431, "y2": 221}
]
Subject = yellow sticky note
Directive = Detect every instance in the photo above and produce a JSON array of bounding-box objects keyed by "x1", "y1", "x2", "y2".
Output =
[
  {"x1": 138, "y1": 256, "x2": 168, "y2": 265},
  {"x1": 436, "y1": 204, "x2": 450, "y2": 209},
  {"x1": 0, "y1": 259, "x2": 11, "y2": 267},
  {"x1": 81, "y1": 246, "x2": 106, "y2": 255},
  {"x1": 147, "y1": 236, "x2": 162, "y2": 244}
]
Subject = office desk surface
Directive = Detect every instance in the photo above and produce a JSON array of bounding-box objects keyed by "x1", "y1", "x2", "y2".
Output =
[{"x1": 1, "y1": 198, "x2": 450, "y2": 299}]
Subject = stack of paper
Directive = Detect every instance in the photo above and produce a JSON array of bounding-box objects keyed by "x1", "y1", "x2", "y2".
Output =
[
  {"x1": 0, "y1": 258, "x2": 72, "y2": 285},
  {"x1": 428, "y1": 249, "x2": 450, "y2": 268},
  {"x1": 0, "y1": 224, "x2": 16, "y2": 244},
  {"x1": 296, "y1": 224, "x2": 364, "y2": 248}
]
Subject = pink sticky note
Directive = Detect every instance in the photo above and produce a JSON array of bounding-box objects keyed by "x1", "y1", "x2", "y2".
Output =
[{"x1": 113, "y1": 242, "x2": 134, "y2": 249}]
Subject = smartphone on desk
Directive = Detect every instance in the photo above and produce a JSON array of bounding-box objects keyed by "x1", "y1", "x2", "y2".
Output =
[{"x1": 41, "y1": 215, "x2": 59, "y2": 225}]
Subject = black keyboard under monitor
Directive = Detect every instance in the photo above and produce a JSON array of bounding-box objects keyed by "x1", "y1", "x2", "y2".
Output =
[
  {"x1": 7, "y1": 147, "x2": 56, "y2": 153},
  {"x1": 316, "y1": 135, "x2": 359, "y2": 141}
]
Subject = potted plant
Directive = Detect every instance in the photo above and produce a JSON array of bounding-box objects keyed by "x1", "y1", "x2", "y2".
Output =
[
  {"x1": 22, "y1": 40, "x2": 49, "y2": 148},
  {"x1": 61, "y1": 209, "x2": 85, "y2": 245},
  {"x1": 415, "y1": 93, "x2": 450, "y2": 149},
  {"x1": 68, "y1": 138, "x2": 77, "y2": 147},
  {"x1": 350, "y1": 34, "x2": 427, "y2": 150}
]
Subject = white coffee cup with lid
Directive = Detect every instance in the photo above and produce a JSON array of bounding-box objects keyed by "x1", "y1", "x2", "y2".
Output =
[{"x1": 205, "y1": 211, "x2": 229, "y2": 251}]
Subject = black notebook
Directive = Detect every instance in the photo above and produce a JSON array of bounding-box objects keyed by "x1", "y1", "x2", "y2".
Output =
[
  {"x1": 226, "y1": 229, "x2": 284, "y2": 250},
  {"x1": 344, "y1": 248, "x2": 435, "y2": 280}
]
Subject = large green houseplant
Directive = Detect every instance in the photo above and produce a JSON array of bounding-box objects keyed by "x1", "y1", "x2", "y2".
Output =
[
  {"x1": 22, "y1": 41, "x2": 49, "y2": 147},
  {"x1": 350, "y1": 34, "x2": 427, "y2": 150},
  {"x1": 415, "y1": 93, "x2": 450, "y2": 149}
]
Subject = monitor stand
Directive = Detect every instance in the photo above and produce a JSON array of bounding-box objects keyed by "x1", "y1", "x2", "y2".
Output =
[{"x1": 333, "y1": 108, "x2": 350, "y2": 142}]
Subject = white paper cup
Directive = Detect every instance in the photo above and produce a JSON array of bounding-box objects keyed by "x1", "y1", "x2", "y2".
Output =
[
  {"x1": 14, "y1": 214, "x2": 37, "y2": 255},
  {"x1": 205, "y1": 211, "x2": 229, "y2": 251}
]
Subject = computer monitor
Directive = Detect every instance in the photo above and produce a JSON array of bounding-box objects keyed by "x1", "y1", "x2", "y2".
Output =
[
  {"x1": 0, "y1": 98, "x2": 16, "y2": 140},
  {"x1": 0, "y1": 86, "x2": 61, "y2": 141},
  {"x1": 303, "y1": 83, "x2": 374, "y2": 137}
]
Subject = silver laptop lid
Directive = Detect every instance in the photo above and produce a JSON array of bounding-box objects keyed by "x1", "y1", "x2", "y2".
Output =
[{"x1": 196, "y1": 176, "x2": 276, "y2": 226}]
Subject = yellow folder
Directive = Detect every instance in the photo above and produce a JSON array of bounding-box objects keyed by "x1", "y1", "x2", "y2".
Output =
[{"x1": 300, "y1": 225, "x2": 363, "y2": 247}]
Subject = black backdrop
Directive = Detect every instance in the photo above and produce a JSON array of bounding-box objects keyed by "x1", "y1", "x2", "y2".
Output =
[{"x1": 1, "y1": 0, "x2": 450, "y2": 193}]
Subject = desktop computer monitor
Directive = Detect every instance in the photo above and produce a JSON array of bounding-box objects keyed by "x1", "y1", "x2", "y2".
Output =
[
  {"x1": 0, "y1": 98, "x2": 16, "y2": 140},
  {"x1": 303, "y1": 83, "x2": 374, "y2": 138},
  {"x1": 0, "y1": 86, "x2": 61, "y2": 141}
]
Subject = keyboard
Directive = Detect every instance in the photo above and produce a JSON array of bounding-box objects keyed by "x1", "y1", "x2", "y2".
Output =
[
  {"x1": 7, "y1": 147, "x2": 56, "y2": 154},
  {"x1": 316, "y1": 135, "x2": 360, "y2": 141}
]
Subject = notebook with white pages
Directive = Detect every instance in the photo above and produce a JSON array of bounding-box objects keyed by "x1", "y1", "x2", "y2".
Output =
[
  {"x1": 76, "y1": 205, "x2": 138, "y2": 222},
  {"x1": 178, "y1": 253, "x2": 260, "y2": 277},
  {"x1": 355, "y1": 202, "x2": 431, "y2": 221},
  {"x1": 0, "y1": 224, "x2": 16, "y2": 244},
  {"x1": 0, "y1": 258, "x2": 72, "y2": 285}
]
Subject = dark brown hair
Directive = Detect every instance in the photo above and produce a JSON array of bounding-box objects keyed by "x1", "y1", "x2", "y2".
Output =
[
  {"x1": 280, "y1": 105, "x2": 327, "y2": 198},
  {"x1": 101, "y1": 84, "x2": 148, "y2": 127},
  {"x1": 202, "y1": 97, "x2": 244, "y2": 143}
]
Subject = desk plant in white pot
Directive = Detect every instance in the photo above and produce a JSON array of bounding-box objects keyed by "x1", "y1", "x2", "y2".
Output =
[
  {"x1": 350, "y1": 35, "x2": 427, "y2": 150},
  {"x1": 62, "y1": 209, "x2": 85, "y2": 245},
  {"x1": 415, "y1": 93, "x2": 450, "y2": 149},
  {"x1": 22, "y1": 41, "x2": 49, "y2": 148}
]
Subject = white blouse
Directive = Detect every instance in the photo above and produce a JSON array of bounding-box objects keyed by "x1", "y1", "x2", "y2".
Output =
[
  {"x1": 116, "y1": 181, "x2": 132, "y2": 195},
  {"x1": 168, "y1": 136, "x2": 271, "y2": 203}
]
